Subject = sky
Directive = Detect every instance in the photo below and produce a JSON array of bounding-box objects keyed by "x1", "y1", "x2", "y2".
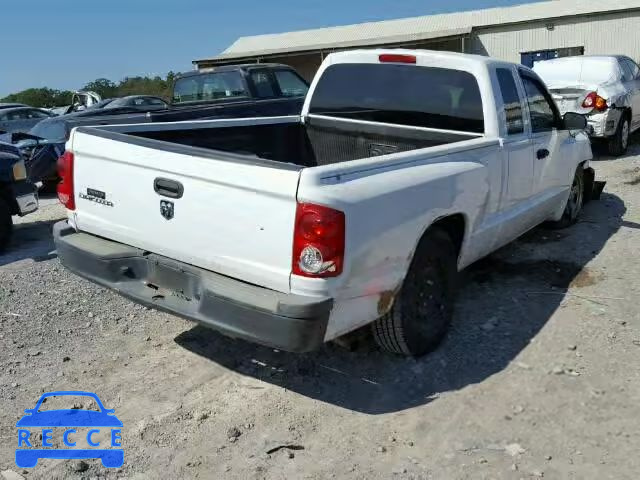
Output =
[{"x1": 1, "y1": 0, "x2": 538, "y2": 98}]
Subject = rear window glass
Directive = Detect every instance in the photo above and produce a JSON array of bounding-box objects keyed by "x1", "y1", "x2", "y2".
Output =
[
  {"x1": 309, "y1": 64, "x2": 484, "y2": 133},
  {"x1": 173, "y1": 72, "x2": 248, "y2": 103}
]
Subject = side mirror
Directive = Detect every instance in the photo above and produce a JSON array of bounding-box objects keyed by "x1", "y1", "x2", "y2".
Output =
[{"x1": 563, "y1": 112, "x2": 587, "y2": 132}]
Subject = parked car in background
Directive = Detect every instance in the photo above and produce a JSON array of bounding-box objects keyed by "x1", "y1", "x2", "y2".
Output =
[
  {"x1": 25, "y1": 65, "x2": 309, "y2": 184},
  {"x1": 534, "y1": 55, "x2": 640, "y2": 156},
  {"x1": 54, "y1": 50, "x2": 601, "y2": 356},
  {"x1": 31, "y1": 65, "x2": 308, "y2": 145},
  {"x1": 0, "y1": 143, "x2": 38, "y2": 251},
  {"x1": 0, "y1": 107, "x2": 56, "y2": 134},
  {"x1": 0, "y1": 103, "x2": 27, "y2": 110}
]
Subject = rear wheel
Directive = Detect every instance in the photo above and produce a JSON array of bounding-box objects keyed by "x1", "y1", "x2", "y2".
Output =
[
  {"x1": 608, "y1": 116, "x2": 630, "y2": 157},
  {"x1": 0, "y1": 198, "x2": 13, "y2": 253},
  {"x1": 372, "y1": 227, "x2": 457, "y2": 356}
]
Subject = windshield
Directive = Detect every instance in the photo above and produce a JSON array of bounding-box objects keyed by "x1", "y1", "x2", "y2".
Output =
[
  {"x1": 309, "y1": 63, "x2": 484, "y2": 133},
  {"x1": 173, "y1": 71, "x2": 248, "y2": 104},
  {"x1": 534, "y1": 57, "x2": 622, "y2": 86}
]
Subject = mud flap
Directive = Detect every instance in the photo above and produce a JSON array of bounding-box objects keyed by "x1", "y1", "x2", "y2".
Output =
[
  {"x1": 591, "y1": 181, "x2": 606, "y2": 200},
  {"x1": 583, "y1": 167, "x2": 606, "y2": 203}
]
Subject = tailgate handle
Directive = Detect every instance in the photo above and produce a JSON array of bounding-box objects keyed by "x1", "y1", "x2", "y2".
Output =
[{"x1": 154, "y1": 178, "x2": 184, "y2": 199}]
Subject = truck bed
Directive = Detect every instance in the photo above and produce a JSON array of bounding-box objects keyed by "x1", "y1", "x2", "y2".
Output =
[{"x1": 116, "y1": 115, "x2": 480, "y2": 167}]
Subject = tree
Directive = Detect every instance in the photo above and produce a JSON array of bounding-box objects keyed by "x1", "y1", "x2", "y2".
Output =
[
  {"x1": 81, "y1": 78, "x2": 118, "y2": 99},
  {"x1": 2, "y1": 71, "x2": 178, "y2": 107},
  {"x1": 0, "y1": 88, "x2": 73, "y2": 108}
]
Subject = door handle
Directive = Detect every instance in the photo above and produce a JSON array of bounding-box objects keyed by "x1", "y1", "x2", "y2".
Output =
[
  {"x1": 536, "y1": 148, "x2": 550, "y2": 160},
  {"x1": 154, "y1": 178, "x2": 184, "y2": 199}
]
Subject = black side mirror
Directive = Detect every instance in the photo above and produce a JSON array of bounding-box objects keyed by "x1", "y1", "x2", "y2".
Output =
[{"x1": 563, "y1": 112, "x2": 587, "y2": 131}]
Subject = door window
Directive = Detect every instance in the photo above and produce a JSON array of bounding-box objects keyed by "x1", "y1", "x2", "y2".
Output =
[
  {"x1": 25, "y1": 109, "x2": 51, "y2": 119},
  {"x1": 520, "y1": 74, "x2": 560, "y2": 133},
  {"x1": 496, "y1": 68, "x2": 524, "y2": 135},
  {"x1": 7, "y1": 110, "x2": 29, "y2": 121}
]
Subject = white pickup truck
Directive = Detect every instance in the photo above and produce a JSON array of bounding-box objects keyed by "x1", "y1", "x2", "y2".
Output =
[{"x1": 54, "y1": 50, "x2": 601, "y2": 356}]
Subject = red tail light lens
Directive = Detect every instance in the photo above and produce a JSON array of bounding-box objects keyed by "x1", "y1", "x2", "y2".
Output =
[
  {"x1": 57, "y1": 151, "x2": 75, "y2": 210},
  {"x1": 293, "y1": 203, "x2": 345, "y2": 278},
  {"x1": 582, "y1": 92, "x2": 608, "y2": 112},
  {"x1": 379, "y1": 54, "x2": 416, "y2": 64}
]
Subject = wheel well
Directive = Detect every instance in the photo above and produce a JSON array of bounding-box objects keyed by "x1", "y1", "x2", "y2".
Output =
[{"x1": 428, "y1": 214, "x2": 466, "y2": 258}]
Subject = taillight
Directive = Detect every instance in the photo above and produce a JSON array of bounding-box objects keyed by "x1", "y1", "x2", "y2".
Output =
[
  {"x1": 57, "y1": 151, "x2": 75, "y2": 210},
  {"x1": 379, "y1": 53, "x2": 416, "y2": 64},
  {"x1": 582, "y1": 92, "x2": 608, "y2": 112},
  {"x1": 292, "y1": 202, "x2": 345, "y2": 278}
]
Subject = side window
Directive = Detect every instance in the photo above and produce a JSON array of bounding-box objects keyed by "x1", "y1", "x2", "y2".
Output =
[
  {"x1": 620, "y1": 60, "x2": 634, "y2": 82},
  {"x1": 26, "y1": 109, "x2": 51, "y2": 119},
  {"x1": 496, "y1": 68, "x2": 524, "y2": 135},
  {"x1": 622, "y1": 58, "x2": 639, "y2": 80},
  {"x1": 250, "y1": 71, "x2": 276, "y2": 98},
  {"x1": 520, "y1": 74, "x2": 560, "y2": 133},
  {"x1": 273, "y1": 70, "x2": 309, "y2": 97},
  {"x1": 8, "y1": 110, "x2": 28, "y2": 121}
]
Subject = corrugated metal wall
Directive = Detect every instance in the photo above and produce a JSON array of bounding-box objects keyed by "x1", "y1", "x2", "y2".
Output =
[{"x1": 471, "y1": 10, "x2": 640, "y2": 63}]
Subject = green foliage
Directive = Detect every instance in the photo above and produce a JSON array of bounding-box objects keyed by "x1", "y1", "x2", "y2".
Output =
[
  {"x1": 81, "y1": 78, "x2": 118, "y2": 99},
  {"x1": 1, "y1": 72, "x2": 178, "y2": 108},
  {"x1": 1, "y1": 88, "x2": 74, "y2": 108}
]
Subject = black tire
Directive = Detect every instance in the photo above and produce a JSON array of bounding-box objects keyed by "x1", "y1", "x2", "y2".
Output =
[
  {"x1": 608, "y1": 115, "x2": 630, "y2": 157},
  {"x1": 372, "y1": 227, "x2": 457, "y2": 356},
  {"x1": 548, "y1": 168, "x2": 584, "y2": 229},
  {"x1": 0, "y1": 198, "x2": 13, "y2": 253}
]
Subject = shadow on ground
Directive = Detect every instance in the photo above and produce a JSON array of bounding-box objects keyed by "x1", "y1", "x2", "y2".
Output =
[
  {"x1": 175, "y1": 193, "x2": 626, "y2": 415},
  {"x1": 0, "y1": 219, "x2": 58, "y2": 267},
  {"x1": 591, "y1": 130, "x2": 640, "y2": 162}
]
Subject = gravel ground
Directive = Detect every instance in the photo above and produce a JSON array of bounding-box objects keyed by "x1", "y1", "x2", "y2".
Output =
[{"x1": 1, "y1": 143, "x2": 640, "y2": 480}]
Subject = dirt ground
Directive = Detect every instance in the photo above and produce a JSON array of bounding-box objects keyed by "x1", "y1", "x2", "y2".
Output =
[{"x1": 1, "y1": 142, "x2": 640, "y2": 480}]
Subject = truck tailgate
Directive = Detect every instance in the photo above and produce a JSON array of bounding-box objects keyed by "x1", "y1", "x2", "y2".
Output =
[{"x1": 70, "y1": 128, "x2": 302, "y2": 294}]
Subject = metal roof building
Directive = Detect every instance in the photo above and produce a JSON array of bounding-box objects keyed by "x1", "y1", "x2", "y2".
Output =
[{"x1": 193, "y1": 0, "x2": 640, "y2": 80}]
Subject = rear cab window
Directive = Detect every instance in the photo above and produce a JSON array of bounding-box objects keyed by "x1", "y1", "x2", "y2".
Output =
[
  {"x1": 308, "y1": 63, "x2": 484, "y2": 133},
  {"x1": 173, "y1": 71, "x2": 249, "y2": 104},
  {"x1": 249, "y1": 70, "x2": 277, "y2": 98}
]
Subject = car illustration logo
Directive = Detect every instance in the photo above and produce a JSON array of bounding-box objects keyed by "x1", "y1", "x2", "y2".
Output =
[
  {"x1": 15, "y1": 391, "x2": 123, "y2": 469},
  {"x1": 160, "y1": 200, "x2": 174, "y2": 220}
]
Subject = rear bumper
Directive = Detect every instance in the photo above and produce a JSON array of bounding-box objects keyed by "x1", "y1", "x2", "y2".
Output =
[
  {"x1": 53, "y1": 221, "x2": 332, "y2": 352},
  {"x1": 587, "y1": 109, "x2": 622, "y2": 138}
]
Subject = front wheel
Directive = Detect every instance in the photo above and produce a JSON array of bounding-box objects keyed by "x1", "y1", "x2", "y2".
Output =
[
  {"x1": 548, "y1": 168, "x2": 584, "y2": 229},
  {"x1": 0, "y1": 198, "x2": 13, "y2": 253},
  {"x1": 371, "y1": 227, "x2": 458, "y2": 356}
]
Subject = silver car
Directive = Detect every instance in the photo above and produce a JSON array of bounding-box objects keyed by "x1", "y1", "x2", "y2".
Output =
[
  {"x1": 534, "y1": 55, "x2": 640, "y2": 156},
  {"x1": 0, "y1": 107, "x2": 56, "y2": 134}
]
